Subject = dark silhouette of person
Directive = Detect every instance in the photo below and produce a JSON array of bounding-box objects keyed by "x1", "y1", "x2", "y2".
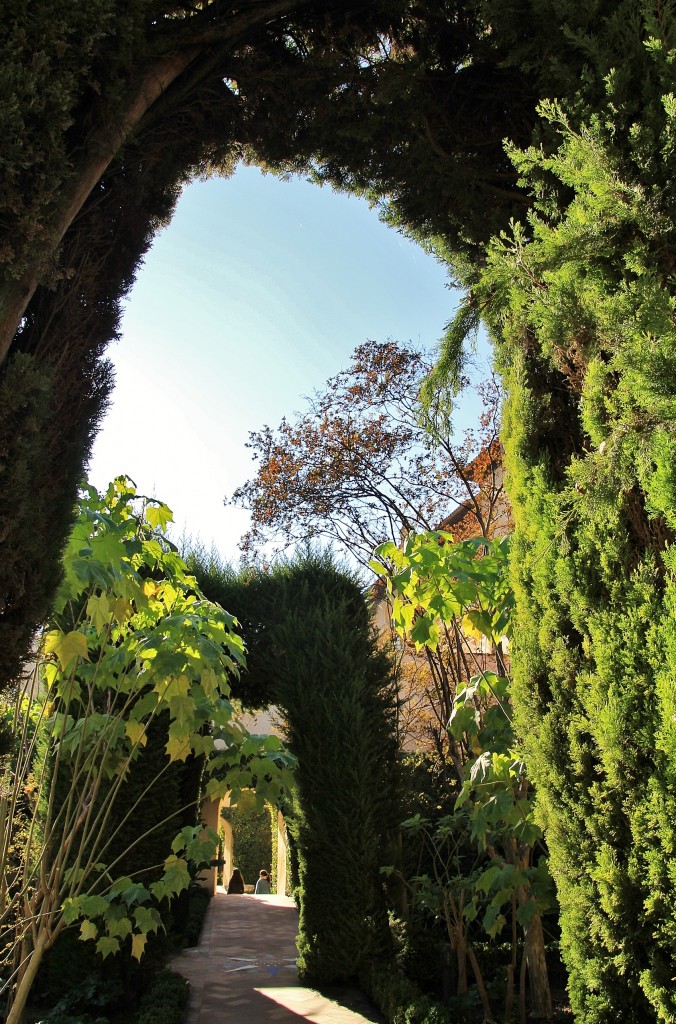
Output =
[{"x1": 227, "y1": 867, "x2": 245, "y2": 894}]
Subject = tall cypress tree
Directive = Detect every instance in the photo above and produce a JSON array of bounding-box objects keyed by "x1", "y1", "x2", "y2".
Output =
[{"x1": 434, "y1": 86, "x2": 676, "y2": 1023}]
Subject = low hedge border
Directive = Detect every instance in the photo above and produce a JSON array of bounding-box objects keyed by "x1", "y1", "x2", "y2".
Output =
[
  {"x1": 361, "y1": 961, "x2": 454, "y2": 1024},
  {"x1": 135, "y1": 970, "x2": 189, "y2": 1024}
]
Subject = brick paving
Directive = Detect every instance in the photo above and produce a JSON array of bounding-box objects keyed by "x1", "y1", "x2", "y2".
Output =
[{"x1": 171, "y1": 891, "x2": 385, "y2": 1024}]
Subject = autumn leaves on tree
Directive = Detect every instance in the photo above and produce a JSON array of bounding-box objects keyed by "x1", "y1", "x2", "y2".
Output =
[{"x1": 230, "y1": 339, "x2": 508, "y2": 567}]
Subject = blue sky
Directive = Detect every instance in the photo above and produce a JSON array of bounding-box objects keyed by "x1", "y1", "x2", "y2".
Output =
[{"x1": 88, "y1": 165, "x2": 483, "y2": 562}]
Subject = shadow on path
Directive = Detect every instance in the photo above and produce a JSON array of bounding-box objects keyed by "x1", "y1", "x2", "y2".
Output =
[{"x1": 171, "y1": 891, "x2": 385, "y2": 1024}]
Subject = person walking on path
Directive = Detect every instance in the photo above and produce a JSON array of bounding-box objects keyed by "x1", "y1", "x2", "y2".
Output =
[{"x1": 254, "y1": 869, "x2": 271, "y2": 895}]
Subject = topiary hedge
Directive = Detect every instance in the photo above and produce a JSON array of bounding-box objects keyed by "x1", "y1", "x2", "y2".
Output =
[
  {"x1": 441, "y1": 85, "x2": 676, "y2": 1024},
  {"x1": 190, "y1": 550, "x2": 402, "y2": 984}
]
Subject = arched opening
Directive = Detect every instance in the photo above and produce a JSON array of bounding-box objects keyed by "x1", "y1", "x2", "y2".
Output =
[
  {"x1": 88, "y1": 167, "x2": 453, "y2": 560},
  {"x1": 195, "y1": 793, "x2": 289, "y2": 898}
]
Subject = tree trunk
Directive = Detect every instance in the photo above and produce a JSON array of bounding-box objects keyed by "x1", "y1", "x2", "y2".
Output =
[
  {"x1": 5, "y1": 931, "x2": 49, "y2": 1024},
  {"x1": 467, "y1": 941, "x2": 496, "y2": 1024},
  {"x1": 524, "y1": 911, "x2": 552, "y2": 1018}
]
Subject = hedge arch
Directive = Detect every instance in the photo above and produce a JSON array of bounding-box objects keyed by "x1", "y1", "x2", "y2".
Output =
[
  {"x1": 0, "y1": 0, "x2": 548, "y2": 692},
  {"x1": 189, "y1": 550, "x2": 401, "y2": 985},
  {"x1": 4, "y1": 5, "x2": 676, "y2": 1021}
]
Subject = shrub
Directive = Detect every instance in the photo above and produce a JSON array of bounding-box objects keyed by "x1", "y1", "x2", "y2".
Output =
[
  {"x1": 135, "y1": 970, "x2": 189, "y2": 1024},
  {"x1": 34, "y1": 972, "x2": 124, "y2": 1024},
  {"x1": 361, "y1": 961, "x2": 454, "y2": 1024}
]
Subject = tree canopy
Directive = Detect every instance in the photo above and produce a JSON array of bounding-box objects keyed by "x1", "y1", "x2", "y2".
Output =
[{"x1": 231, "y1": 340, "x2": 505, "y2": 567}]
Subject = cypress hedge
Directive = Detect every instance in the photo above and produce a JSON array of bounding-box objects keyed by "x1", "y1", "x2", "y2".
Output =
[
  {"x1": 440, "y1": 94, "x2": 676, "y2": 1024},
  {"x1": 191, "y1": 550, "x2": 401, "y2": 983}
]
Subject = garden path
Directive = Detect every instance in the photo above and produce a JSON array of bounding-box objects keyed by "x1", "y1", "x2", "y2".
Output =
[{"x1": 170, "y1": 890, "x2": 385, "y2": 1024}]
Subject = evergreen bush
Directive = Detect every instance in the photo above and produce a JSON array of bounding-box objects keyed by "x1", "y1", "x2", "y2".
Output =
[
  {"x1": 135, "y1": 970, "x2": 189, "y2": 1024},
  {"x1": 360, "y1": 960, "x2": 454, "y2": 1024},
  {"x1": 441, "y1": 98, "x2": 676, "y2": 1024},
  {"x1": 191, "y1": 550, "x2": 401, "y2": 984}
]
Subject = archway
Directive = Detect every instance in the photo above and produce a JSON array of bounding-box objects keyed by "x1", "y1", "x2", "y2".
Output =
[
  {"x1": 87, "y1": 168, "x2": 452, "y2": 560},
  {"x1": 0, "y1": 1, "x2": 529, "y2": 693},
  {"x1": 196, "y1": 794, "x2": 289, "y2": 899}
]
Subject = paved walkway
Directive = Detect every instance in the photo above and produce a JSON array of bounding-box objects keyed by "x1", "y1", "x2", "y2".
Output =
[{"x1": 171, "y1": 891, "x2": 385, "y2": 1024}]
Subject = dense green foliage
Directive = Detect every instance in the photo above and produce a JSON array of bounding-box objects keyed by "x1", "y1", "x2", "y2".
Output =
[
  {"x1": 134, "y1": 969, "x2": 189, "y2": 1024},
  {"x1": 225, "y1": 804, "x2": 272, "y2": 887},
  {"x1": 3, "y1": 3, "x2": 676, "y2": 1021},
  {"x1": 361, "y1": 959, "x2": 455, "y2": 1024},
  {"x1": 440, "y1": 92, "x2": 676, "y2": 1022},
  {"x1": 376, "y1": 534, "x2": 555, "y2": 1020},
  {"x1": 271, "y1": 561, "x2": 399, "y2": 983},
  {"x1": 190, "y1": 549, "x2": 401, "y2": 983},
  {"x1": 0, "y1": 479, "x2": 293, "y2": 1024}
]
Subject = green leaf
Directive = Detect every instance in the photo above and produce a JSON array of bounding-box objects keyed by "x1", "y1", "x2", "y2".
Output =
[
  {"x1": 145, "y1": 502, "x2": 173, "y2": 531},
  {"x1": 105, "y1": 913, "x2": 132, "y2": 940},
  {"x1": 465, "y1": 609, "x2": 494, "y2": 642},
  {"x1": 186, "y1": 831, "x2": 218, "y2": 866},
  {"x1": 516, "y1": 900, "x2": 539, "y2": 927},
  {"x1": 476, "y1": 864, "x2": 502, "y2": 894},
  {"x1": 108, "y1": 877, "x2": 134, "y2": 898},
  {"x1": 411, "y1": 614, "x2": 437, "y2": 649},
  {"x1": 455, "y1": 782, "x2": 471, "y2": 810},
  {"x1": 169, "y1": 693, "x2": 196, "y2": 731},
  {"x1": 44, "y1": 629, "x2": 89, "y2": 670},
  {"x1": 463, "y1": 900, "x2": 478, "y2": 923},
  {"x1": 87, "y1": 593, "x2": 112, "y2": 634},
  {"x1": 125, "y1": 719, "x2": 147, "y2": 747},
  {"x1": 96, "y1": 936, "x2": 120, "y2": 960},
  {"x1": 79, "y1": 920, "x2": 98, "y2": 943},
  {"x1": 171, "y1": 826, "x2": 198, "y2": 854},
  {"x1": 448, "y1": 703, "x2": 477, "y2": 740},
  {"x1": 120, "y1": 882, "x2": 151, "y2": 906},
  {"x1": 68, "y1": 894, "x2": 109, "y2": 920},
  {"x1": 483, "y1": 903, "x2": 507, "y2": 938},
  {"x1": 160, "y1": 855, "x2": 191, "y2": 899},
  {"x1": 134, "y1": 906, "x2": 163, "y2": 935},
  {"x1": 166, "y1": 733, "x2": 191, "y2": 762}
]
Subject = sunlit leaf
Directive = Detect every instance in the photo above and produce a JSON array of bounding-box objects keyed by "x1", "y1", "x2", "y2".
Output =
[
  {"x1": 166, "y1": 733, "x2": 191, "y2": 762},
  {"x1": 44, "y1": 629, "x2": 89, "y2": 670},
  {"x1": 86, "y1": 594, "x2": 111, "y2": 634},
  {"x1": 145, "y1": 502, "x2": 173, "y2": 531},
  {"x1": 125, "y1": 720, "x2": 147, "y2": 747},
  {"x1": 79, "y1": 920, "x2": 98, "y2": 943}
]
